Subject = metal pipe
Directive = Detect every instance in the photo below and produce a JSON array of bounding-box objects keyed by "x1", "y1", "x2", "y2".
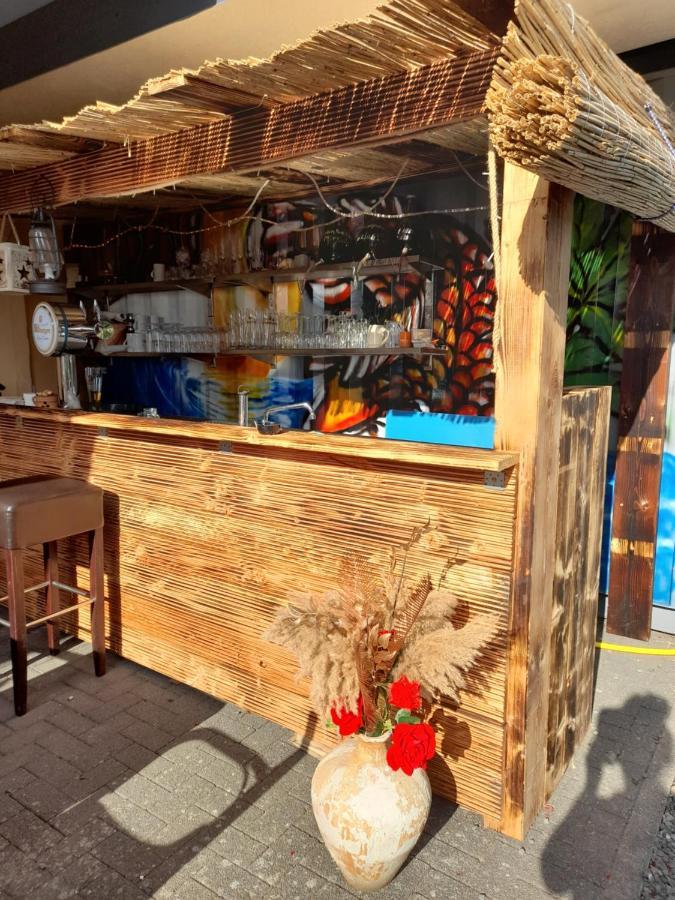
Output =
[
  {"x1": 237, "y1": 387, "x2": 250, "y2": 427},
  {"x1": 262, "y1": 402, "x2": 316, "y2": 425}
]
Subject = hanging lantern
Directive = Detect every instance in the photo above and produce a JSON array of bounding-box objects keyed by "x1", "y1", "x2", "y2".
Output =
[{"x1": 28, "y1": 207, "x2": 65, "y2": 294}]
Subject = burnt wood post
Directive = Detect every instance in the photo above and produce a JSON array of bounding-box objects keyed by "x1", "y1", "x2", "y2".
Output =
[
  {"x1": 607, "y1": 225, "x2": 675, "y2": 640},
  {"x1": 493, "y1": 162, "x2": 575, "y2": 840}
]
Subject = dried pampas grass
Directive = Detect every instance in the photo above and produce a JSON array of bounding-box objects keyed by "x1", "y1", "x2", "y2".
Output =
[
  {"x1": 393, "y1": 613, "x2": 499, "y2": 704},
  {"x1": 263, "y1": 588, "x2": 362, "y2": 718},
  {"x1": 264, "y1": 526, "x2": 499, "y2": 727}
]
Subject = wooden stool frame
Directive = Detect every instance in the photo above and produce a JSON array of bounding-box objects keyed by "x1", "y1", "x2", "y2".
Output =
[{"x1": 0, "y1": 527, "x2": 105, "y2": 715}]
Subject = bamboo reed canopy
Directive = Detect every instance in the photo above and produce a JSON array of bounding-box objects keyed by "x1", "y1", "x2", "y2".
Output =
[
  {"x1": 0, "y1": 0, "x2": 671, "y2": 225},
  {"x1": 486, "y1": 0, "x2": 675, "y2": 232},
  {"x1": 0, "y1": 0, "x2": 506, "y2": 212}
]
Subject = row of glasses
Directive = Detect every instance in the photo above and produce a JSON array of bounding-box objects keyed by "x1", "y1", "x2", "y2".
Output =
[
  {"x1": 137, "y1": 312, "x2": 405, "y2": 354},
  {"x1": 224, "y1": 310, "x2": 277, "y2": 350},
  {"x1": 145, "y1": 324, "x2": 222, "y2": 354}
]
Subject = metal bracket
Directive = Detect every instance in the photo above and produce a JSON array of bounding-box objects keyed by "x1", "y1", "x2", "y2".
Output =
[
  {"x1": 484, "y1": 470, "x2": 506, "y2": 490},
  {"x1": 97, "y1": 426, "x2": 108, "y2": 438},
  {"x1": 15, "y1": 416, "x2": 23, "y2": 429},
  {"x1": 217, "y1": 441, "x2": 233, "y2": 454}
]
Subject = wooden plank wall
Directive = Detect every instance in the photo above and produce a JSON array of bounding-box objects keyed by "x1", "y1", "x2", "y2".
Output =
[
  {"x1": 0, "y1": 413, "x2": 517, "y2": 827},
  {"x1": 607, "y1": 226, "x2": 675, "y2": 640},
  {"x1": 546, "y1": 386, "x2": 611, "y2": 797}
]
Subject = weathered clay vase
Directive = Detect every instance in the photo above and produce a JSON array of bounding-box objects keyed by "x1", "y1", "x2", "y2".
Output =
[{"x1": 311, "y1": 732, "x2": 432, "y2": 892}]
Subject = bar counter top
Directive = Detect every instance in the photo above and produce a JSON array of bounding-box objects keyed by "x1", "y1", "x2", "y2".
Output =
[{"x1": 0, "y1": 406, "x2": 518, "y2": 473}]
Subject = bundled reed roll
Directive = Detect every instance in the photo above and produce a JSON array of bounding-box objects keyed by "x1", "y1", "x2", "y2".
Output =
[
  {"x1": 486, "y1": 0, "x2": 675, "y2": 232},
  {"x1": 486, "y1": 54, "x2": 675, "y2": 231}
]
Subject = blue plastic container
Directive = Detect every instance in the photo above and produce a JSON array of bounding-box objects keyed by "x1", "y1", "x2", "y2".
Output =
[{"x1": 385, "y1": 410, "x2": 495, "y2": 449}]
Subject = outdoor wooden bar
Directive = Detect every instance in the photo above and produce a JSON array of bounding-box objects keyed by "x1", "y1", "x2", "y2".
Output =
[
  {"x1": 0, "y1": 407, "x2": 519, "y2": 820},
  {"x1": 0, "y1": 0, "x2": 654, "y2": 845},
  {"x1": 0, "y1": 390, "x2": 610, "y2": 838}
]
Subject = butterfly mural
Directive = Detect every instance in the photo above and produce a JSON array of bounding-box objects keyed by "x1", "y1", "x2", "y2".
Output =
[{"x1": 101, "y1": 184, "x2": 497, "y2": 436}]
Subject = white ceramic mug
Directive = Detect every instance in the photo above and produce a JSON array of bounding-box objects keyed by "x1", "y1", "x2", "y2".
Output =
[
  {"x1": 366, "y1": 324, "x2": 389, "y2": 348},
  {"x1": 151, "y1": 263, "x2": 166, "y2": 282}
]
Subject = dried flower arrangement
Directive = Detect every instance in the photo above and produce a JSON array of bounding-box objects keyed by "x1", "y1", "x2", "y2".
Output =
[{"x1": 265, "y1": 523, "x2": 498, "y2": 776}]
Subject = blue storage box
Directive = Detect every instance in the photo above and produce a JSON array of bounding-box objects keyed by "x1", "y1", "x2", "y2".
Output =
[{"x1": 385, "y1": 410, "x2": 495, "y2": 449}]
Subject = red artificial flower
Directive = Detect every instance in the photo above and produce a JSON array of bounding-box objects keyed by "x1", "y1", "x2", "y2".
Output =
[
  {"x1": 330, "y1": 696, "x2": 363, "y2": 736},
  {"x1": 386, "y1": 722, "x2": 436, "y2": 776},
  {"x1": 388, "y1": 676, "x2": 421, "y2": 711}
]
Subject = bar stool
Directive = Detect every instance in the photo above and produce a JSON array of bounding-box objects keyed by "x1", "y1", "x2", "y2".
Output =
[{"x1": 0, "y1": 476, "x2": 106, "y2": 716}]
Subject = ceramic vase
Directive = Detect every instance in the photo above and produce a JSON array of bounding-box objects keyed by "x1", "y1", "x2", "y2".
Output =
[{"x1": 311, "y1": 732, "x2": 431, "y2": 893}]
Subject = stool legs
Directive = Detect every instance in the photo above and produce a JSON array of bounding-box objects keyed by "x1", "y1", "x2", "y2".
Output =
[
  {"x1": 43, "y1": 541, "x2": 60, "y2": 655},
  {"x1": 5, "y1": 549, "x2": 27, "y2": 716},
  {"x1": 89, "y1": 527, "x2": 106, "y2": 677}
]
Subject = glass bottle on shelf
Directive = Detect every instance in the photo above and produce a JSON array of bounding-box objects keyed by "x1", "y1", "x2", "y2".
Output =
[
  {"x1": 395, "y1": 194, "x2": 433, "y2": 258},
  {"x1": 354, "y1": 222, "x2": 397, "y2": 261},
  {"x1": 318, "y1": 222, "x2": 354, "y2": 264}
]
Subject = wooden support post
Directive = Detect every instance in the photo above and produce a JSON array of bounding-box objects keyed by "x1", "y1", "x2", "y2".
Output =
[
  {"x1": 493, "y1": 162, "x2": 574, "y2": 839},
  {"x1": 607, "y1": 226, "x2": 675, "y2": 640}
]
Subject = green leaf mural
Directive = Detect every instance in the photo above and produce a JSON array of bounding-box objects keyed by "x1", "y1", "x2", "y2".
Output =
[{"x1": 565, "y1": 196, "x2": 631, "y2": 415}]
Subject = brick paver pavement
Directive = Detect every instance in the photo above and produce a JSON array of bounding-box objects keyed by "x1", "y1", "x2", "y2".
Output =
[{"x1": 0, "y1": 626, "x2": 672, "y2": 899}]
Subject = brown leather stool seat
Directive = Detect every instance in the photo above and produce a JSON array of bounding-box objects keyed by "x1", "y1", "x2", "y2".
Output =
[{"x1": 0, "y1": 476, "x2": 106, "y2": 716}]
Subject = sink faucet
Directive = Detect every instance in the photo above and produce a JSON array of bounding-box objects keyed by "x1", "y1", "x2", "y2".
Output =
[{"x1": 261, "y1": 402, "x2": 316, "y2": 425}]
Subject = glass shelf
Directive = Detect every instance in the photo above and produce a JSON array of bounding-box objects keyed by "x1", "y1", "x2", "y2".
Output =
[
  {"x1": 91, "y1": 346, "x2": 449, "y2": 359},
  {"x1": 75, "y1": 279, "x2": 212, "y2": 298},
  {"x1": 72, "y1": 257, "x2": 439, "y2": 300},
  {"x1": 214, "y1": 256, "x2": 440, "y2": 291}
]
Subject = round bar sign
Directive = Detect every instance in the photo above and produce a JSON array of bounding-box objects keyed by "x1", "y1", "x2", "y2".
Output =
[{"x1": 32, "y1": 302, "x2": 60, "y2": 356}]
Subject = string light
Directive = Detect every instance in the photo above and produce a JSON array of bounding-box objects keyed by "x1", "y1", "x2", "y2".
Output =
[{"x1": 63, "y1": 163, "x2": 491, "y2": 251}]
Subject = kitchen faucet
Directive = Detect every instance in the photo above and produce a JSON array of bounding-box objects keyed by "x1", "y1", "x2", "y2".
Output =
[{"x1": 255, "y1": 402, "x2": 316, "y2": 434}]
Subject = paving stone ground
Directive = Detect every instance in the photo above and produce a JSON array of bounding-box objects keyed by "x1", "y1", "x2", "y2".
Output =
[{"x1": 0, "y1": 625, "x2": 672, "y2": 900}]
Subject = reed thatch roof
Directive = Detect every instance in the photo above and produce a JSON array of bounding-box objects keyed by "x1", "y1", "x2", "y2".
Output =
[
  {"x1": 0, "y1": 0, "x2": 505, "y2": 211},
  {"x1": 0, "y1": 0, "x2": 671, "y2": 227}
]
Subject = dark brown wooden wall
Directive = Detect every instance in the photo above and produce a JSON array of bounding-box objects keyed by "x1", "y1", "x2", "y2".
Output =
[
  {"x1": 607, "y1": 227, "x2": 675, "y2": 640},
  {"x1": 546, "y1": 386, "x2": 611, "y2": 797}
]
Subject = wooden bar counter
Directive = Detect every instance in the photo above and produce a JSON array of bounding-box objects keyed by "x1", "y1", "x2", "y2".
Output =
[
  {"x1": 0, "y1": 407, "x2": 523, "y2": 826},
  {"x1": 0, "y1": 398, "x2": 609, "y2": 837},
  {"x1": 0, "y1": 396, "x2": 612, "y2": 838}
]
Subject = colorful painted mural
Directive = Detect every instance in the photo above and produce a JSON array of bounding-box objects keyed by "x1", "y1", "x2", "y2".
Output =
[
  {"x1": 564, "y1": 197, "x2": 632, "y2": 596},
  {"x1": 102, "y1": 177, "x2": 497, "y2": 435}
]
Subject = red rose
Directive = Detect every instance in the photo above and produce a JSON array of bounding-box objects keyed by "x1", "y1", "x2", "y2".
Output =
[
  {"x1": 386, "y1": 723, "x2": 436, "y2": 775},
  {"x1": 388, "y1": 676, "x2": 421, "y2": 711},
  {"x1": 330, "y1": 696, "x2": 363, "y2": 736}
]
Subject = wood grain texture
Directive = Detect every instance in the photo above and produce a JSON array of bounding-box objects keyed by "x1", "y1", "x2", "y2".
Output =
[
  {"x1": 607, "y1": 227, "x2": 675, "y2": 640},
  {"x1": 493, "y1": 162, "x2": 574, "y2": 839},
  {"x1": 0, "y1": 293, "x2": 32, "y2": 396},
  {"x1": 0, "y1": 406, "x2": 518, "y2": 472},
  {"x1": 546, "y1": 387, "x2": 611, "y2": 797},
  {"x1": 0, "y1": 409, "x2": 517, "y2": 826}
]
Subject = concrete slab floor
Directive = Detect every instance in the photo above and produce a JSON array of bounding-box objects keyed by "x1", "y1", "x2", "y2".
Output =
[{"x1": 0, "y1": 624, "x2": 672, "y2": 900}]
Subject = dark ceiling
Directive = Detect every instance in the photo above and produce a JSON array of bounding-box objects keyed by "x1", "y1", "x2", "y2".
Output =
[{"x1": 0, "y1": 0, "x2": 217, "y2": 91}]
